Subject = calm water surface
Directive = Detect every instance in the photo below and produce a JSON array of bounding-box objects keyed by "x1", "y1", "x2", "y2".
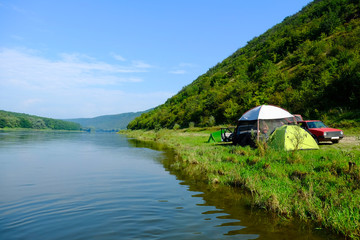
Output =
[{"x1": 0, "y1": 131, "x2": 340, "y2": 239}]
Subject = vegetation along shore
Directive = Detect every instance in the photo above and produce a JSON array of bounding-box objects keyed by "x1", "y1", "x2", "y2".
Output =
[{"x1": 121, "y1": 127, "x2": 360, "y2": 239}]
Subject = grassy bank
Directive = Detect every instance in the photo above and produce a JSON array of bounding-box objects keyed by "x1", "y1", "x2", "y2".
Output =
[{"x1": 121, "y1": 128, "x2": 360, "y2": 239}]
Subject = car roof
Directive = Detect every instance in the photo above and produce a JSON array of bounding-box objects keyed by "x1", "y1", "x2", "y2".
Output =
[{"x1": 300, "y1": 120, "x2": 321, "y2": 122}]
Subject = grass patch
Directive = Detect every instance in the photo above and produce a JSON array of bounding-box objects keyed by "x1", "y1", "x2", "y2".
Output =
[{"x1": 120, "y1": 128, "x2": 360, "y2": 239}]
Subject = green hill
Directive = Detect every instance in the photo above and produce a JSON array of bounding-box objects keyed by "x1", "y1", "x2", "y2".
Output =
[
  {"x1": 0, "y1": 110, "x2": 81, "y2": 130},
  {"x1": 128, "y1": 0, "x2": 360, "y2": 130},
  {"x1": 66, "y1": 110, "x2": 149, "y2": 131}
]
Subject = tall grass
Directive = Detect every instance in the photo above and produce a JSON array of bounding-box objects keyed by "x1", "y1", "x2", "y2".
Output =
[{"x1": 121, "y1": 128, "x2": 360, "y2": 239}]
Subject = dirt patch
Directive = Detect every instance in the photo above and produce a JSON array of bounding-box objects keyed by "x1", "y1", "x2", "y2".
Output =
[
  {"x1": 342, "y1": 136, "x2": 360, "y2": 145},
  {"x1": 319, "y1": 136, "x2": 360, "y2": 150}
]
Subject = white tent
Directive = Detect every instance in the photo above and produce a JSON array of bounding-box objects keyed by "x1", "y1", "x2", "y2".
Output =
[
  {"x1": 239, "y1": 105, "x2": 294, "y2": 121},
  {"x1": 234, "y1": 105, "x2": 296, "y2": 144}
]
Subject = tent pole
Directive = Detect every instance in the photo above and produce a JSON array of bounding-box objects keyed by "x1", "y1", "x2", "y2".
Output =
[{"x1": 257, "y1": 120, "x2": 260, "y2": 142}]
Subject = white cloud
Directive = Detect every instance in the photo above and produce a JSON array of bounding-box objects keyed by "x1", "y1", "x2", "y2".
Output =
[
  {"x1": 0, "y1": 48, "x2": 148, "y2": 90},
  {"x1": 10, "y1": 35, "x2": 24, "y2": 41},
  {"x1": 111, "y1": 53, "x2": 127, "y2": 62},
  {"x1": 0, "y1": 48, "x2": 169, "y2": 118},
  {"x1": 168, "y1": 62, "x2": 198, "y2": 74},
  {"x1": 132, "y1": 60, "x2": 153, "y2": 69},
  {"x1": 59, "y1": 52, "x2": 96, "y2": 62},
  {"x1": 169, "y1": 70, "x2": 186, "y2": 74},
  {"x1": 179, "y1": 62, "x2": 197, "y2": 68},
  {"x1": 11, "y1": 5, "x2": 29, "y2": 14},
  {"x1": 22, "y1": 98, "x2": 42, "y2": 107}
]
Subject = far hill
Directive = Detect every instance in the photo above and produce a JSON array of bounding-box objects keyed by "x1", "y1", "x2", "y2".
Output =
[
  {"x1": 128, "y1": 0, "x2": 360, "y2": 130},
  {"x1": 0, "y1": 110, "x2": 81, "y2": 130},
  {"x1": 67, "y1": 110, "x2": 149, "y2": 131}
]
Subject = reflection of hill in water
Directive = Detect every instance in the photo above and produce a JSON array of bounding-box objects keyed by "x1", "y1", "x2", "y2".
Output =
[
  {"x1": 0, "y1": 131, "x2": 131, "y2": 149},
  {"x1": 0, "y1": 131, "x2": 79, "y2": 147},
  {"x1": 128, "y1": 137, "x2": 342, "y2": 240}
]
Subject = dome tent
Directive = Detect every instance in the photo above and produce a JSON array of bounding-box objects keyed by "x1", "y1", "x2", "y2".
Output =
[
  {"x1": 268, "y1": 125, "x2": 319, "y2": 151},
  {"x1": 233, "y1": 105, "x2": 296, "y2": 146}
]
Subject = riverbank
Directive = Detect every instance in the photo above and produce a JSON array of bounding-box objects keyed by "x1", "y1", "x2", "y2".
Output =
[{"x1": 120, "y1": 128, "x2": 360, "y2": 239}]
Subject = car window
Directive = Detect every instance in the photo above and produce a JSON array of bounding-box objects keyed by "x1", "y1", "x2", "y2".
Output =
[
  {"x1": 307, "y1": 122, "x2": 315, "y2": 128},
  {"x1": 314, "y1": 121, "x2": 327, "y2": 128},
  {"x1": 308, "y1": 121, "x2": 327, "y2": 128}
]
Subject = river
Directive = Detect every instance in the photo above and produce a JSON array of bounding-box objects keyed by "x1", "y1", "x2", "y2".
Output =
[{"x1": 0, "y1": 131, "x2": 340, "y2": 239}]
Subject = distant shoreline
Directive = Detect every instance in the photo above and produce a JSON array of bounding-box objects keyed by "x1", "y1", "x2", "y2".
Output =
[{"x1": 0, "y1": 128, "x2": 84, "y2": 132}]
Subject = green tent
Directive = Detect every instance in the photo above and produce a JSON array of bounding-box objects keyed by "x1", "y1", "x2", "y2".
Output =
[
  {"x1": 208, "y1": 130, "x2": 222, "y2": 143},
  {"x1": 268, "y1": 125, "x2": 319, "y2": 151}
]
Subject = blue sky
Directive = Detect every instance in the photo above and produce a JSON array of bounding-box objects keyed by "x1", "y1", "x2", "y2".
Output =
[{"x1": 0, "y1": 0, "x2": 312, "y2": 119}]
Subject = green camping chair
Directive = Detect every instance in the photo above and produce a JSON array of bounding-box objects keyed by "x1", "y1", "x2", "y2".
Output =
[{"x1": 208, "y1": 130, "x2": 222, "y2": 143}]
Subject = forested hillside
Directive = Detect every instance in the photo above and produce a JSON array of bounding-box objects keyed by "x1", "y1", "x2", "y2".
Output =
[
  {"x1": 0, "y1": 110, "x2": 81, "y2": 130},
  {"x1": 128, "y1": 0, "x2": 360, "y2": 130},
  {"x1": 67, "y1": 110, "x2": 148, "y2": 131}
]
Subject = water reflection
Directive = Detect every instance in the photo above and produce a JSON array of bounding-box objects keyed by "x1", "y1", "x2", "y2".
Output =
[
  {"x1": 128, "y1": 138, "x2": 342, "y2": 240},
  {"x1": 0, "y1": 130, "x2": 130, "y2": 149}
]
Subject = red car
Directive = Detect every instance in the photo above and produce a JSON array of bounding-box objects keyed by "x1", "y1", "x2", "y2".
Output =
[{"x1": 298, "y1": 120, "x2": 344, "y2": 144}]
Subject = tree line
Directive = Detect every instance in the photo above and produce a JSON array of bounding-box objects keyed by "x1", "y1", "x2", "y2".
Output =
[{"x1": 0, "y1": 110, "x2": 81, "y2": 130}]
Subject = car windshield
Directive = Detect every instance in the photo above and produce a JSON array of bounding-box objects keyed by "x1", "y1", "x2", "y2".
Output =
[{"x1": 307, "y1": 121, "x2": 327, "y2": 128}]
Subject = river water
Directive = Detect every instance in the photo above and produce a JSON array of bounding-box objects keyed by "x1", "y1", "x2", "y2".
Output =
[{"x1": 0, "y1": 131, "x2": 340, "y2": 239}]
